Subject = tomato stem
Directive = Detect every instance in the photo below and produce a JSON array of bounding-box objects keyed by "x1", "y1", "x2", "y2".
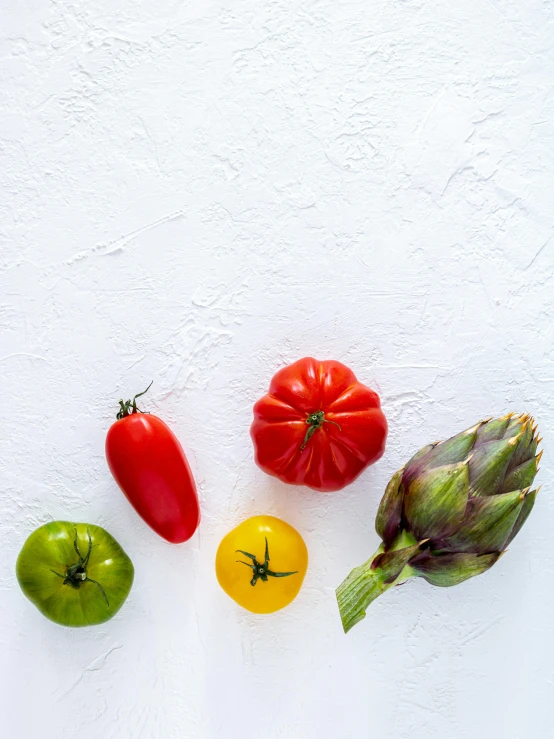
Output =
[
  {"x1": 300, "y1": 411, "x2": 342, "y2": 451},
  {"x1": 50, "y1": 528, "x2": 109, "y2": 606},
  {"x1": 116, "y1": 381, "x2": 153, "y2": 420},
  {"x1": 236, "y1": 537, "x2": 298, "y2": 587}
]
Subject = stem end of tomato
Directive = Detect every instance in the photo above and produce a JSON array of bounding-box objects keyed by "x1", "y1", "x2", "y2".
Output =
[
  {"x1": 300, "y1": 411, "x2": 342, "y2": 452},
  {"x1": 116, "y1": 381, "x2": 153, "y2": 420}
]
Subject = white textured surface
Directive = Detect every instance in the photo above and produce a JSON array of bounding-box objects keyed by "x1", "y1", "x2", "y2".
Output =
[{"x1": 1, "y1": 1, "x2": 554, "y2": 737}]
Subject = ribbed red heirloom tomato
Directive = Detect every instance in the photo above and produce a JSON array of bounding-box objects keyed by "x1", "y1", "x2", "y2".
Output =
[
  {"x1": 251, "y1": 358, "x2": 387, "y2": 492},
  {"x1": 105, "y1": 384, "x2": 200, "y2": 544}
]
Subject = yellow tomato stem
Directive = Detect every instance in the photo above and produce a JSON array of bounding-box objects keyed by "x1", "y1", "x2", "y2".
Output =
[{"x1": 235, "y1": 538, "x2": 299, "y2": 586}]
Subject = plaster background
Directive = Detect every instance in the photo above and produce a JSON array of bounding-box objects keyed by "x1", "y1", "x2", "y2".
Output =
[{"x1": 1, "y1": 1, "x2": 554, "y2": 737}]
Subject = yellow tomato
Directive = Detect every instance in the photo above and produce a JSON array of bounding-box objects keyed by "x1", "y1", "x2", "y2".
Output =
[{"x1": 215, "y1": 516, "x2": 308, "y2": 614}]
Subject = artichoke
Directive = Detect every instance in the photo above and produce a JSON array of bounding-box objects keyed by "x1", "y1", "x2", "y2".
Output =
[{"x1": 336, "y1": 414, "x2": 542, "y2": 633}]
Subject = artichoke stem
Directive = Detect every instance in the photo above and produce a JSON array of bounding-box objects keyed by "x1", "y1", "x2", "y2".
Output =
[
  {"x1": 337, "y1": 532, "x2": 419, "y2": 633},
  {"x1": 336, "y1": 548, "x2": 392, "y2": 633}
]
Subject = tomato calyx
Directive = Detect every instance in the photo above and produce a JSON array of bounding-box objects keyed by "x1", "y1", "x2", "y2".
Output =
[
  {"x1": 50, "y1": 528, "x2": 109, "y2": 606},
  {"x1": 116, "y1": 381, "x2": 153, "y2": 420},
  {"x1": 236, "y1": 537, "x2": 298, "y2": 587},
  {"x1": 300, "y1": 411, "x2": 342, "y2": 451}
]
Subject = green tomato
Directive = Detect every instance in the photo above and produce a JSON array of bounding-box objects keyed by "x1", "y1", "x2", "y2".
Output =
[{"x1": 16, "y1": 521, "x2": 134, "y2": 627}]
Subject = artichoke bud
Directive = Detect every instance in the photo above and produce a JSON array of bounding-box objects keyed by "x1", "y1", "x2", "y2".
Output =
[{"x1": 337, "y1": 414, "x2": 542, "y2": 634}]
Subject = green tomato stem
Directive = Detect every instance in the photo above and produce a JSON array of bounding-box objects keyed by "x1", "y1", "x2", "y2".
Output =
[{"x1": 51, "y1": 528, "x2": 109, "y2": 606}]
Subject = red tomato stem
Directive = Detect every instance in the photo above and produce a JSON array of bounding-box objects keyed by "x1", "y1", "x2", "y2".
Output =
[
  {"x1": 300, "y1": 411, "x2": 342, "y2": 452},
  {"x1": 116, "y1": 380, "x2": 153, "y2": 420}
]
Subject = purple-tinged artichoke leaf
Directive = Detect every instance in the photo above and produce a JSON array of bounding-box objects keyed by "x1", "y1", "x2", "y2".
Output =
[
  {"x1": 407, "y1": 443, "x2": 437, "y2": 466},
  {"x1": 505, "y1": 488, "x2": 538, "y2": 547},
  {"x1": 468, "y1": 437, "x2": 518, "y2": 497},
  {"x1": 372, "y1": 541, "x2": 427, "y2": 584},
  {"x1": 375, "y1": 469, "x2": 404, "y2": 547},
  {"x1": 475, "y1": 417, "x2": 510, "y2": 445},
  {"x1": 511, "y1": 436, "x2": 537, "y2": 470},
  {"x1": 404, "y1": 462, "x2": 469, "y2": 540},
  {"x1": 444, "y1": 489, "x2": 525, "y2": 553},
  {"x1": 510, "y1": 420, "x2": 535, "y2": 467},
  {"x1": 501, "y1": 456, "x2": 538, "y2": 494},
  {"x1": 411, "y1": 425, "x2": 479, "y2": 472},
  {"x1": 403, "y1": 443, "x2": 438, "y2": 480},
  {"x1": 504, "y1": 414, "x2": 525, "y2": 438},
  {"x1": 410, "y1": 551, "x2": 500, "y2": 587}
]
